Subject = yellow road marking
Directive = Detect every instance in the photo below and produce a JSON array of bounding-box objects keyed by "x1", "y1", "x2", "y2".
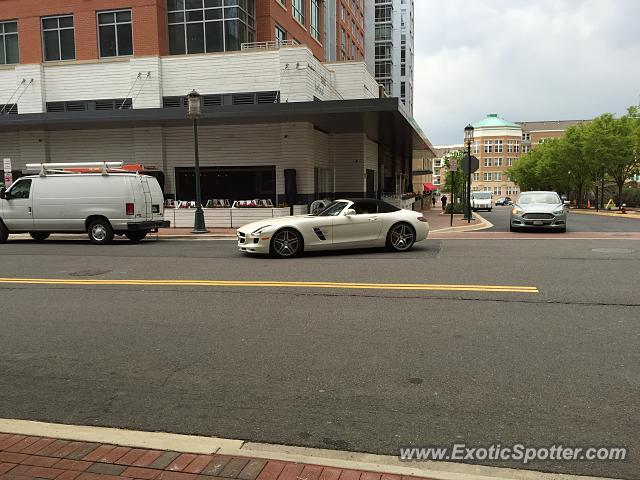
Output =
[{"x1": 0, "y1": 277, "x2": 539, "y2": 293}]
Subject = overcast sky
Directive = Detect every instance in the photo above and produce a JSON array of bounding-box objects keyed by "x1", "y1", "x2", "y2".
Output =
[{"x1": 413, "y1": 0, "x2": 640, "y2": 145}]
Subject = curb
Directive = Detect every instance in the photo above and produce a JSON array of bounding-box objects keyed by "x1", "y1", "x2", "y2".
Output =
[
  {"x1": 569, "y1": 210, "x2": 640, "y2": 220},
  {"x1": 430, "y1": 213, "x2": 494, "y2": 234},
  {"x1": 0, "y1": 419, "x2": 615, "y2": 480}
]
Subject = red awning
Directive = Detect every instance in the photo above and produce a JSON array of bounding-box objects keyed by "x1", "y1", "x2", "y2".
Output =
[{"x1": 423, "y1": 183, "x2": 437, "y2": 192}]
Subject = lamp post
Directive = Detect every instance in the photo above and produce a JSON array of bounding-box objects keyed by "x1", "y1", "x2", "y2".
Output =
[
  {"x1": 187, "y1": 90, "x2": 207, "y2": 233},
  {"x1": 464, "y1": 124, "x2": 474, "y2": 222}
]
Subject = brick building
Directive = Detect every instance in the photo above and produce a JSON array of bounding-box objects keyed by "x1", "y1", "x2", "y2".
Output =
[
  {"x1": 0, "y1": 0, "x2": 434, "y2": 204},
  {"x1": 467, "y1": 115, "x2": 588, "y2": 198}
]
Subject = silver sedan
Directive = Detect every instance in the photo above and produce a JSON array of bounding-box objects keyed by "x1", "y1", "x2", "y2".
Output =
[{"x1": 510, "y1": 191, "x2": 568, "y2": 232}]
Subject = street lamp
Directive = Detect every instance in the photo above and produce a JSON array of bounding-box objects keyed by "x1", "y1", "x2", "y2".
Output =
[
  {"x1": 464, "y1": 124, "x2": 474, "y2": 222},
  {"x1": 187, "y1": 90, "x2": 207, "y2": 233}
]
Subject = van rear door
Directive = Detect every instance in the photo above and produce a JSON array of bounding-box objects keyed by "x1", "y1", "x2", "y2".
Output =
[{"x1": 139, "y1": 176, "x2": 153, "y2": 220}]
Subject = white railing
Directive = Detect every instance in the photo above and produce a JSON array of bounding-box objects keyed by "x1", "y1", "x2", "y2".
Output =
[{"x1": 241, "y1": 40, "x2": 298, "y2": 52}]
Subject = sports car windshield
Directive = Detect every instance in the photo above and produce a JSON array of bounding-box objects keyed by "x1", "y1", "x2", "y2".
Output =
[
  {"x1": 315, "y1": 201, "x2": 349, "y2": 216},
  {"x1": 518, "y1": 193, "x2": 561, "y2": 204}
]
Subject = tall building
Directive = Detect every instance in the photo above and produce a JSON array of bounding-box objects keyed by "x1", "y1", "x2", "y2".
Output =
[
  {"x1": 0, "y1": 0, "x2": 433, "y2": 204},
  {"x1": 469, "y1": 114, "x2": 587, "y2": 198},
  {"x1": 258, "y1": 0, "x2": 325, "y2": 60},
  {"x1": 324, "y1": 0, "x2": 366, "y2": 62},
  {"x1": 366, "y1": 0, "x2": 415, "y2": 113}
]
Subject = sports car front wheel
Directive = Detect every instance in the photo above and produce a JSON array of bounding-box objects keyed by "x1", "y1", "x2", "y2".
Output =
[
  {"x1": 270, "y1": 228, "x2": 303, "y2": 258},
  {"x1": 386, "y1": 223, "x2": 415, "y2": 252}
]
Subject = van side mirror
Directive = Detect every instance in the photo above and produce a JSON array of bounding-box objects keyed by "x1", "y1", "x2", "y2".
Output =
[{"x1": 0, "y1": 187, "x2": 6, "y2": 200}]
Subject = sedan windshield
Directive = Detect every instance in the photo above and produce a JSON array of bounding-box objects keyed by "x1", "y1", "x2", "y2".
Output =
[
  {"x1": 315, "y1": 201, "x2": 349, "y2": 216},
  {"x1": 518, "y1": 193, "x2": 561, "y2": 204}
]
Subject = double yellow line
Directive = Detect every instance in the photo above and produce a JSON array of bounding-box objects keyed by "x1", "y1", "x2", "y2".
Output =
[{"x1": 0, "y1": 277, "x2": 539, "y2": 294}]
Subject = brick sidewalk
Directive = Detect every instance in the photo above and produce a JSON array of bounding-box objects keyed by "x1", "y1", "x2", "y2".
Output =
[{"x1": 0, "y1": 434, "x2": 430, "y2": 480}]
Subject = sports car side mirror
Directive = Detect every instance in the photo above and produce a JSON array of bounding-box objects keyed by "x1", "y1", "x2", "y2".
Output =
[{"x1": 345, "y1": 209, "x2": 356, "y2": 216}]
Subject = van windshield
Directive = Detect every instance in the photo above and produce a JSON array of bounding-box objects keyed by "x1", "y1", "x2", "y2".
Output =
[{"x1": 472, "y1": 192, "x2": 492, "y2": 200}]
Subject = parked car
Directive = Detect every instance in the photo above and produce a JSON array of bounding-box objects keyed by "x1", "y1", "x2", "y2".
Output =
[
  {"x1": 237, "y1": 198, "x2": 429, "y2": 258},
  {"x1": 0, "y1": 162, "x2": 169, "y2": 244},
  {"x1": 470, "y1": 192, "x2": 493, "y2": 211},
  {"x1": 510, "y1": 191, "x2": 569, "y2": 232},
  {"x1": 495, "y1": 197, "x2": 513, "y2": 206}
]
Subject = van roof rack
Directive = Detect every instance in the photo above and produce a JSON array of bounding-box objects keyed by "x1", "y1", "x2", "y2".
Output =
[{"x1": 26, "y1": 162, "x2": 126, "y2": 176}]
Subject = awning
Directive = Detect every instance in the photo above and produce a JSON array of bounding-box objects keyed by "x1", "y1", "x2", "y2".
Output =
[{"x1": 423, "y1": 183, "x2": 437, "y2": 192}]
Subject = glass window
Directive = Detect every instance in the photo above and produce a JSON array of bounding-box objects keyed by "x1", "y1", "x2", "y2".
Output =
[
  {"x1": 316, "y1": 201, "x2": 348, "y2": 217},
  {"x1": 167, "y1": 0, "x2": 255, "y2": 54},
  {"x1": 310, "y1": 0, "x2": 320, "y2": 41},
  {"x1": 7, "y1": 179, "x2": 32, "y2": 199},
  {"x1": 0, "y1": 20, "x2": 19, "y2": 64},
  {"x1": 275, "y1": 24, "x2": 286, "y2": 43},
  {"x1": 98, "y1": 10, "x2": 133, "y2": 57},
  {"x1": 292, "y1": 0, "x2": 304, "y2": 25},
  {"x1": 42, "y1": 15, "x2": 75, "y2": 61}
]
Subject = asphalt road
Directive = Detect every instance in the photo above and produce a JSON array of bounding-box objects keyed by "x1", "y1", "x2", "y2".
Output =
[
  {"x1": 482, "y1": 206, "x2": 640, "y2": 232},
  {"x1": 1, "y1": 238, "x2": 639, "y2": 479}
]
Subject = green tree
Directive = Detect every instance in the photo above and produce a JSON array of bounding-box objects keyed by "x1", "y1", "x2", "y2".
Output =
[{"x1": 442, "y1": 149, "x2": 465, "y2": 201}]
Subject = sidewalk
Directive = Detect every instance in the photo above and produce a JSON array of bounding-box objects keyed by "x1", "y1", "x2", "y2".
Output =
[
  {"x1": 0, "y1": 432, "x2": 425, "y2": 480},
  {"x1": 570, "y1": 209, "x2": 640, "y2": 220},
  {"x1": 0, "y1": 421, "x2": 610, "y2": 480}
]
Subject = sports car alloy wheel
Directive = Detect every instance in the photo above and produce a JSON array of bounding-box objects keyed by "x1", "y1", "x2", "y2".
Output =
[
  {"x1": 271, "y1": 229, "x2": 302, "y2": 258},
  {"x1": 388, "y1": 223, "x2": 415, "y2": 252}
]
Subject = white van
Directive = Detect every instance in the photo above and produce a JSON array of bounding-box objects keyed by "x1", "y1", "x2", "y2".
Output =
[
  {"x1": 470, "y1": 191, "x2": 493, "y2": 212},
  {"x1": 0, "y1": 162, "x2": 169, "y2": 244}
]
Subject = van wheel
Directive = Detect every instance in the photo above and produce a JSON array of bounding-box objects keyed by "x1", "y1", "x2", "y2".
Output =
[
  {"x1": 0, "y1": 222, "x2": 8, "y2": 243},
  {"x1": 30, "y1": 232, "x2": 50, "y2": 242},
  {"x1": 125, "y1": 231, "x2": 148, "y2": 243},
  {"x1": 88, "y1": 219, "x2": 114, "y2": 245}
]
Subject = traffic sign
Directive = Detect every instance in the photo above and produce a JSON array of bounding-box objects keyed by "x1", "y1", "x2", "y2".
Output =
[
  {"x1": 461, "y1": 155, "x2": 479, "y2": 174},
  {"x1": 449, "y1": 159, "x2": 458, "y2": 172},
  {"x1": 2, "y1": 158, "x2": 12, "y2": 187}
]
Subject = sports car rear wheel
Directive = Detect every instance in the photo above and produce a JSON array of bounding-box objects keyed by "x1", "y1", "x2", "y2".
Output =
[
  {"x1": 387, "y1": 223, "x2": 415, "y2": 252},
  {"x1": 271, "y1": 228, "x2": 303, "y2": 258}
]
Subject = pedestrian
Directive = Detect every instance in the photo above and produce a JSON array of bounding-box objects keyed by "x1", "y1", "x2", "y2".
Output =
[
  {"x1": 441, "y1": 195, "x2": 448, "y2": 211},
  {"x1": 431, "y1": 195, "x2": 436, "y2": 207}
]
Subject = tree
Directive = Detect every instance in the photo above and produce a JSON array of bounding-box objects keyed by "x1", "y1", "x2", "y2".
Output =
[
  {"x1": 442, "y1": 149, "x2": 465, "y2": 201},
  {"x1": 583, "y1": 113, "x2": 639, "y2": 208}
]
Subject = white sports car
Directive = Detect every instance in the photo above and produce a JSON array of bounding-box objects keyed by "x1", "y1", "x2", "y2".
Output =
[{"x1": 237, "y1": 198, "x2": 429, "y2": 258}]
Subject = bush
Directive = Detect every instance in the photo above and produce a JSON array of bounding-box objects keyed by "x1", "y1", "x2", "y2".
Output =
[
  {"x1": 621, "y1": 187, "x2": 640, "y2": 207},
  {"x1": 445, "y1": 202, "x2": 465, "y2": 214}
]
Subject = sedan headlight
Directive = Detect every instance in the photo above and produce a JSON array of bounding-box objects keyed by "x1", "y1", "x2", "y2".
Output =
[
  {"x1": 251, "y1": 225, "x2": 272, "y2": 236},
  {"x1": 552, "y1": 209, "x2": 564, "y2": 215},
  {"x1": 511, "y1": 207, "x2": 524, "y2": 215}
]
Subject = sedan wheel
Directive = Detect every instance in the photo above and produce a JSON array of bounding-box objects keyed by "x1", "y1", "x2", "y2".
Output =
[
  {"x1": 271, "y1": 229, "x2": 302, "y2": 258},
  {"x1": 387, "y1": 223, "x2": 415, "y2": 252}
]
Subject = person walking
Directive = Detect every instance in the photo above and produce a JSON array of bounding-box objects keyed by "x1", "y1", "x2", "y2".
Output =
[
  {"x1": 431, "y1": 195, "x2": 436, "y2": 207},
  {"x1": 441, "y1": 195, "x2": 448, "y2": 211}
]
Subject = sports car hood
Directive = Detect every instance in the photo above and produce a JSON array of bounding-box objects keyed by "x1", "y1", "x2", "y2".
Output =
[
  {"x1": 237, "y1": 215, "x2": 313, "y2": 232},
  {"x1": 516, "y1": 203, "x2": 563, "y2": 213}
]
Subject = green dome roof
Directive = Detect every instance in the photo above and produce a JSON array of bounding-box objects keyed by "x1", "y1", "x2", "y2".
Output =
[{"x1": 472, "y1": 114, "x2": 520, "y2": 129}]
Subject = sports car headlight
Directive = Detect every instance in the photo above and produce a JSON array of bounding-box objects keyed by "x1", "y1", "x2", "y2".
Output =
[
  {"x1": 251, "y1": 225, "x2": 272, "y2": 236},
  {"x1": 512, "y1": 207, "x2": 524, "y2": 215}
]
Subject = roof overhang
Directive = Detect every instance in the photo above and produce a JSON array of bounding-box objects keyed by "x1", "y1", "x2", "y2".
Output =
[{"x1": 0, "y1": 98, "x2": 435, "y2": 158}]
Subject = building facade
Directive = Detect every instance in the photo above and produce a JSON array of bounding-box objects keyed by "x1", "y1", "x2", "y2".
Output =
[
  {"x1": 324, "y1": 0, "x2": 365, "y2": 62},
  {"x1": 0, "y1": 0, "x2": 433, "y2": 205},
  {"x1": 366, "y1": 0, "x2": 414, "y2": 113},
  {"x1": 469, "y1": 114, "x2": 587, "y2": 198}
]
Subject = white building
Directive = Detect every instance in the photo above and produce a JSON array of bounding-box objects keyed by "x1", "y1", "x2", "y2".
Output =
[
  {"x1": 365, "y1": 0, "x2": 415, "y2": 114},
  {"x1": 0, "y1": 43, "x2": 432, "y2": 204}
]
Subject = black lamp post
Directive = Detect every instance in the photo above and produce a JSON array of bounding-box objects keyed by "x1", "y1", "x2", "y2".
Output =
[
  {"x1": 464, "y1": 124, "x2": 474, "y2": 222},
  {"x1": 187, "y1": 90, "x2": 207, "y2": 233}
]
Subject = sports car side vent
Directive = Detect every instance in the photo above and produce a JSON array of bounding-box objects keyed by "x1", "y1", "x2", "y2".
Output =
[{"x1": 313, "y1": 227, "x2": 327, "y2": 241}]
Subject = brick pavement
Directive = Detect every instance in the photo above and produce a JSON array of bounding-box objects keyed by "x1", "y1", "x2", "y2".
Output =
[{"x1": 0, "y1": 434, "x2": 431, "y2": 480}]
